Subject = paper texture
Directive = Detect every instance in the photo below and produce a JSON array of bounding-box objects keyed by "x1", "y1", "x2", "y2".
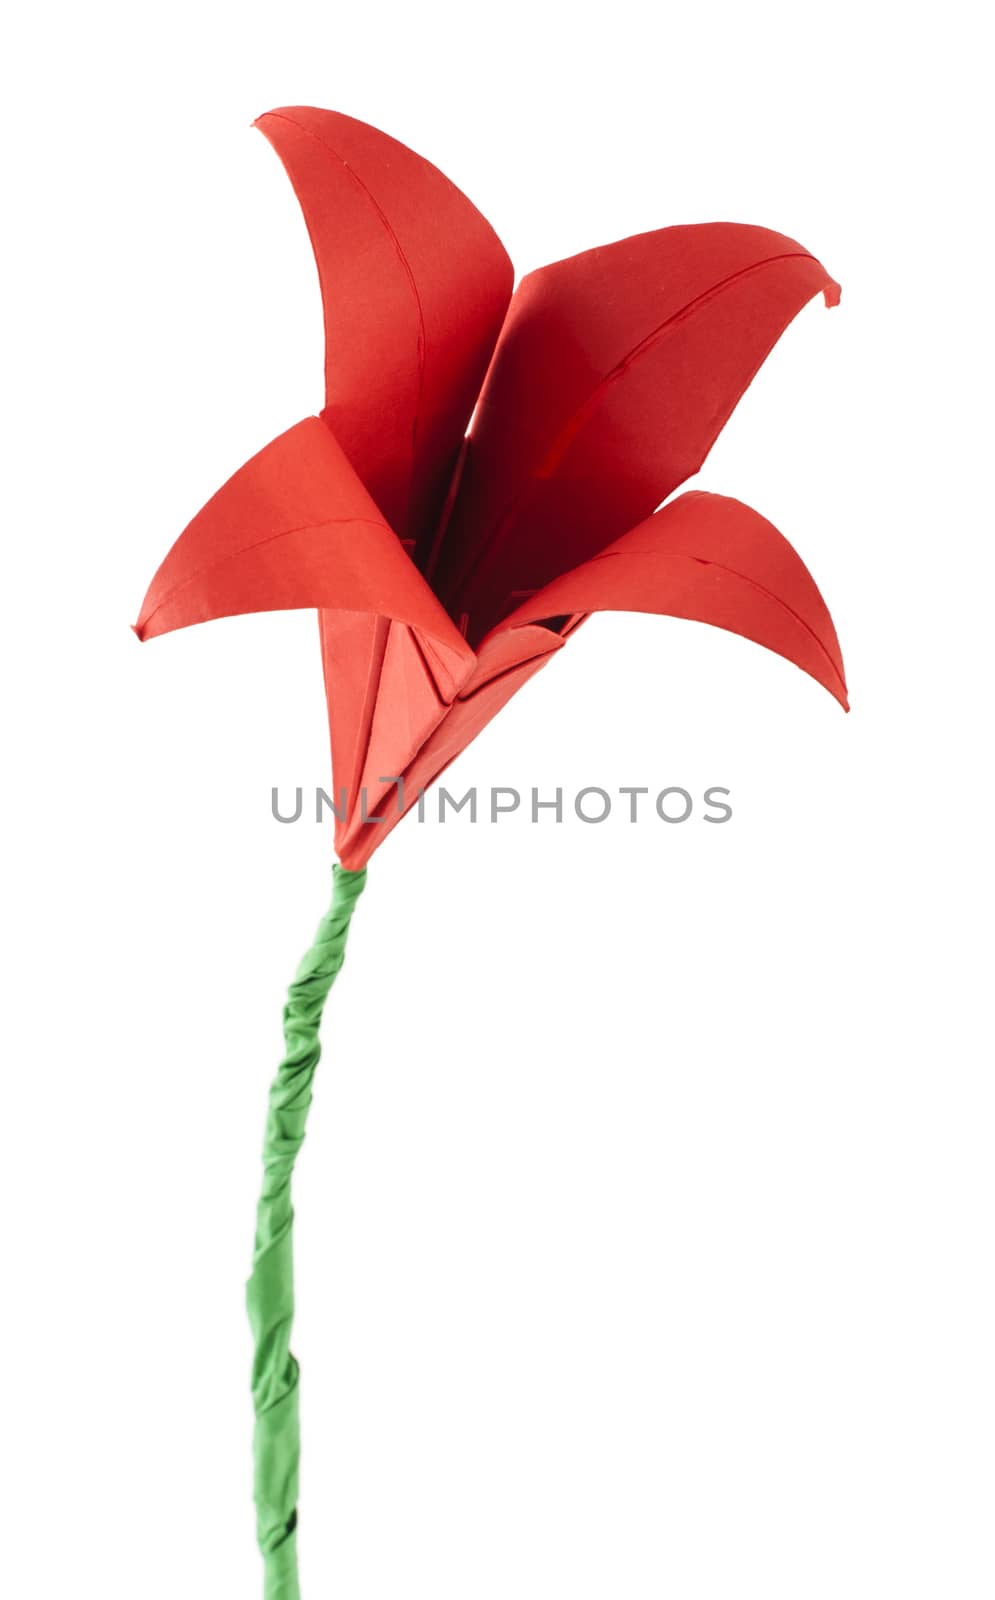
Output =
[{"x1": 136, "y1": 106, "x2": 845, "y2": 868}]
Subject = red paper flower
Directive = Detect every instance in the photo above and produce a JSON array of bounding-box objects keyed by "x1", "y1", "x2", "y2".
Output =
[{"x1": 135, "y1": 106, "x2": 846, "y2": 868}]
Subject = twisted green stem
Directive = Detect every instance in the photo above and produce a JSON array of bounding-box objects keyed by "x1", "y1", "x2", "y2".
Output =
[{"x1": 246, "y1": 863, "x2": 368, "y2": 1599}]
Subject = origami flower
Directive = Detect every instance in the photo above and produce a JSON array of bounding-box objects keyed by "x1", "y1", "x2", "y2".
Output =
[
  {"x1": 135, "y1": 105, "x2": 846, "y2": 872},
  {"x1": 134, "y1": 108, "x2": 847, "y2": 1600}
]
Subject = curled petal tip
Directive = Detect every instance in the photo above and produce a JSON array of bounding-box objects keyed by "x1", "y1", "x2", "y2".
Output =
[{"x1": 824, "y1": 279, "x2": 842, "y2": 307}]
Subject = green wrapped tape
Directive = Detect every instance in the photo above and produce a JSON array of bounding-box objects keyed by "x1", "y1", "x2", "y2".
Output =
[{"x1": 246, "y1": 863, "x2": 368, "y2": 1599}]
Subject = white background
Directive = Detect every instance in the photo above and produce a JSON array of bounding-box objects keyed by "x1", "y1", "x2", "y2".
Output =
[{"x1": 4, "y1": 2, "x2": 992, "y2": 1595}]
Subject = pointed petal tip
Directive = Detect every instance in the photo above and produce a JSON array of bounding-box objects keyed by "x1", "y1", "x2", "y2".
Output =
[
  {"x1": 829, "y1": 669, "x2": 849, "y2": 711},
  {"x1": 252, "y1": 109, "x2": 288, "y2": 137}
]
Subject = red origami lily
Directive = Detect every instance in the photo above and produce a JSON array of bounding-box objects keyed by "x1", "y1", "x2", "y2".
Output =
[
  {"x1": 135, "y1": 107, "x2": 848, "y2": 1600},
  {"x1": 135, "y1": 105, "x2": 846, "y2": 871}
]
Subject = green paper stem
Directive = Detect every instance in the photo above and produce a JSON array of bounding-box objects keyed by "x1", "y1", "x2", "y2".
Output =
[{"x1": 246, "y1": 863, "x2": 368, "y2": 1600}]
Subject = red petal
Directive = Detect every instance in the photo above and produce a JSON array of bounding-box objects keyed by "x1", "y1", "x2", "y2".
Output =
[
  {"x1": 254, "y1": 107, "x2": 514, "y2": 543},
  {"x1": 493, "y1": 491, "x2": 848, "y2": 709},
  {"x1": 435, "y1": 224, "x2": 839, "y2": 642},
  {"x1": 134, "y1": 418, "x2": 471, "y2": 668},
  {"x1": 134, "y1": 417, "x2": 477, "y2": 865}
]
